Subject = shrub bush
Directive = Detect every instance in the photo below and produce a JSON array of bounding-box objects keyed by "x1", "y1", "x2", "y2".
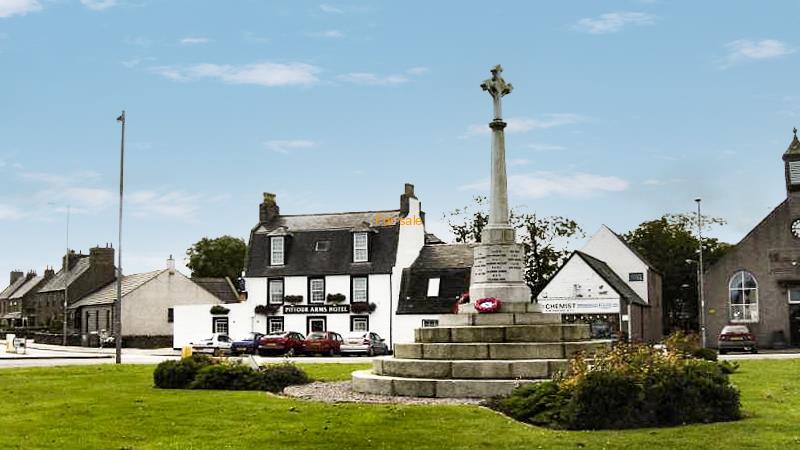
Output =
[
  {"x1": 190, "y1": 364, "x2": 264, "y2": 390},
  {"x1": 153, "y1": 354, "x2": 213, "y2": 389},
  {"x1": 692, "y1": 347, "x2": 718, "y2": 361},
  {"x1": 258, "y1": 363, "x2": 311, "y2": 392},
  {"x1": 486, "y1": 343, "x2": 741, "y2": 430}
]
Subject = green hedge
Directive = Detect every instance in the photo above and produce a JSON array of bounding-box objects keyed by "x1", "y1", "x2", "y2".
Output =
[
  {"x1": 153, "y1": 357, "x2": 309, "y2": 393},
  {"x1": 485, "y1": 344, "x2": 741, "y2": 430}
]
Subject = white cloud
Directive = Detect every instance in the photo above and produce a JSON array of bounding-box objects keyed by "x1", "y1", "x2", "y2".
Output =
[
  {"x1": 151, "y1": 62, "x2": 321, "y2": 87},
  {"x1": 0, "y1": 0, "x2": 42, "y2": 18},
  {"x1": 63, "y1": 187, "x2": 114, "y2": 208},
  {"x1": 265, "y1": 140, "x2": 316, "y2": 154},
  {"x1": 338, "y1": 72, "x2": 408, "y2": 85},
  {"x1": 464, "y1": 114, "x2": 584, "y2": 137},
  {"x1": 406, "y1": 67, "x2": 429, "y2": 76},
  {"x1": 128, "y1": 190, "x2": 202, "y2": 219},
  {"x1": 719, "y1": 39, "x2": 794, "y2": 68},
  {"x1": 338, "y1": 67, "x2": 428, "y2": 86},
  {"x1": 81, "y1": 0, "x2": 117, "y2": 11},
  {"x1": 527, "y1": 143, "x2": 565, "y2": 152},
  {"x1": 309, "y1": 30, "x2": 344, "y2": 38},
  {"x1": 461, "y1": 171, "x2": 629, "y2": 198},
  {"x1": 574, "y1": 12, "x2": 655, "y2": 34},
  {"x1": 0, "y1": 204, "x2": 24, "y2": 220},
  {"x1": 509, "y1": 159, "x2": 530, "y2": 167},
  {"x1": 643, "y1": 179, "x2": 664, "y2": 186},
  {"x1": 320, "y1": 4, "x2": 343, "y2": 14},
  {"x1": 180, "y1": 37, "x2": 211, "y2": 45}
]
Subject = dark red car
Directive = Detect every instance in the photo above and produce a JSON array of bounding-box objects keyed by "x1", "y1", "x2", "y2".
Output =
[
  {"x1": 718, "y1": 325, "x2": 758, "y2": 354},
  {"x1": 303, "y1": 331, "x2": 343, "y2": 356},
  {"x1": 258, "y1": 331, "x2": 305, "y2": 356}
]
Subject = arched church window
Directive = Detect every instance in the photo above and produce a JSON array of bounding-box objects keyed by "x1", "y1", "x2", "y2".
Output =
[{"x1": 728, "y1": 271, "x2": 759, "y2": 323}]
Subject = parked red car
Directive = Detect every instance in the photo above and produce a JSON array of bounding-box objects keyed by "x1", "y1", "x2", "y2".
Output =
[
  {"x1": 303, "y1": 331, "x2": 343, "y2": 356},
  {"x1": 718, "y1": 325, "x2": 758, "y2": 354},
  {"x1": 258, "y1": 331, "x2": 305, "y2": 356}
]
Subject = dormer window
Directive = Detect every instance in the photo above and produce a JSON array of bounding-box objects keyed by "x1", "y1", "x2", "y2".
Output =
[
  {"x1": 270, "y1": 237, "x2": 284, "y2": 266},
  {"x1": 353, "y1": 232, "x2": 368, "y2": 262}
]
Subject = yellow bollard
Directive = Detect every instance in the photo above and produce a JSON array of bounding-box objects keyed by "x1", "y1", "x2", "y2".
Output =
[{"x1": 181, "y1": 345, "x2": 193, "y2": 358}]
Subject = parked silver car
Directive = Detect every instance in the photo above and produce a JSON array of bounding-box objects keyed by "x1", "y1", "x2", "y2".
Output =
[
  {"x1": 191, "y1": 333, "x2": 233, "y2": 356},
  {"x1": 341, "y1": 331, "x2": 389, "y2": 356}
]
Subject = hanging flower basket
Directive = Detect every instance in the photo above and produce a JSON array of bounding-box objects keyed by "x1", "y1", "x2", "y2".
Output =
[
  {"x1": 351, "y1": 302, "x2": 377, "y2": 314},
  {"x1": 284, "y1": 295, "x2": 304, "y2": 304},
  {"x1": 326, "y1": 293, "x2": 346, "y2": 304},
  {"x1": 209, "y1": 305, "x2": 230, "y2": 315},
  {"x1": 474, "y1": 297, "x2": 501, "y2": 313}
]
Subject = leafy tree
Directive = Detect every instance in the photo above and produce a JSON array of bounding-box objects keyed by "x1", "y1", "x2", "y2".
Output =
[
  {"x1": 186, "y1": 235, "x2": 247, "y2": 280},
  {"x1": 445, "y1": 196, "x2": 584, "y2": 298},
  {"x1": 623, "y1": 213, "x2": 732, "y2": 332}
]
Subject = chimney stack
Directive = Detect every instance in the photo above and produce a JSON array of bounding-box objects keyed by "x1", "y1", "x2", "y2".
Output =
[
  {"x1": 400, "y1": 183, "x2": 417, "y2": 216},
  {"x1": 167, "y1": 255, "x2": 176, "y2": 274},
  {"x1": 10, "y1": 270, "x2": 23, "y2": 285},
  {"x1": 89, "y1": 246, "x2": 115, "y2": 267},
  {"x1": 44, "y1": 267, "x2": 56, "y2": 279},
  {"x1": 259, "y1": 192, "x2": 280, "y2": 223}
]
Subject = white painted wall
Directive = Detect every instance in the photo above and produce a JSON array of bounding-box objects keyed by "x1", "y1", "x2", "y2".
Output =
[
  {"x1": 581, "y1": 225, "x2": 650, "y2": 303},
  {"x1": 173, "y1": 302, "x2": 265, "y2": 348},
  {"x1": 536, "y1": 255, "x2": 622, "y2": 312}
]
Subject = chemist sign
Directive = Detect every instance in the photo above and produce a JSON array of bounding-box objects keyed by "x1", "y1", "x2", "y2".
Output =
[{"x1": 538, "y1": 298, "x2": 619, "y2": 314}]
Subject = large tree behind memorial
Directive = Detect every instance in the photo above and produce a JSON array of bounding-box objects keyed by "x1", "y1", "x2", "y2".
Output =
[
  {"x1": 623, "y1": 213, "x2": 732, "y2": 332},
  {"x1": 186, "y1": 235, "x2": 247, "y2": 280},
  {"x1": 445, "y1": 196, "x2": 583, "y2": 298}
]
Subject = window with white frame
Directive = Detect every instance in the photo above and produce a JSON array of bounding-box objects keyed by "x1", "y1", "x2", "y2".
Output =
[
  {"x1": 310, "y1": 278, "x2": 325, "y2": 304},
  {"x1": 270, "y1": 237, "x2": 284, "y2": 265},
  {"x1": 729, "y1": 271, "x2": 759, "y2": 323},
  {"x1": 351, "y1": 316, "x2": 369, "y2": 332},
  {"x1": 352, "y1": 277, "x2": 368, "y2": 302},
  {"x1": 789, "y1": 288, "x2": 800, "y2": 304},
  {"x1": 268, "y1": 317, "x2": 284, "y2": 334},
  {"x1": 268, "y1": 279, "x2": 284, "y2": 304},
  {"x1": 422, "y1": 319, "x2": 439, "y2": 328},
  {"x1": 353, "y1": 232, "x2": 368, "y2": 262},
  {"x1": 427, "y1": 277, "x2": 441, "y2": 297}
]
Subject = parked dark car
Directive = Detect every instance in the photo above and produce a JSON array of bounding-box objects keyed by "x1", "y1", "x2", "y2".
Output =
[
  {"x1": 231, "y1": 332, "x2": 265, "y2": 355},
  {"x1": 258, "y1": 331, "x2": 305, "y2": 356},
  {"x1": 303, "y1": 331, "x2": 343, "y2": 356},
  {"x1": 718, "y1": 324, "x2": 758, "y2": 354}
]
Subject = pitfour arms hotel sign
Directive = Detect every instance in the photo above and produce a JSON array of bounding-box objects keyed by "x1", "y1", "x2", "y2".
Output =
[{"x1": 538, "y1": 298, "x2": 618, "y2": 314}]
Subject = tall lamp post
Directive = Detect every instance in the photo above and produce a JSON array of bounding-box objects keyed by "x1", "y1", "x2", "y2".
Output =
[
  {"x1": 114, "y1": 111, "x2": 126, "y2": 364},
  {"x1": 695, "y1": 198, "x2": 706, "y2": 348},
  {"x1": 62, "y1": 205, "x2": 70, "y2": 346}
]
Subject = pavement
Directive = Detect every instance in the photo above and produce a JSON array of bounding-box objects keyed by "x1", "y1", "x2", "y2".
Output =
[
  {"x1": 1, "y1": 339, "x2": 797, "y2": 369},
  {"x1": 0, "y1": 339, "x2": 377, "y2": 368}
]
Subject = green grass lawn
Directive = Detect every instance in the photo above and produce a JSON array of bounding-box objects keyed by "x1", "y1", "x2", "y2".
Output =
[{"x1": 0, "y1": 359, "x2": 798, "y2": 449}]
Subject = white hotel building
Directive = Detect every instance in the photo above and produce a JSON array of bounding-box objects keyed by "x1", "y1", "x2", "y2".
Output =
[{"x1": 173, "y1": 184, "x2": 472, "y2": 349}]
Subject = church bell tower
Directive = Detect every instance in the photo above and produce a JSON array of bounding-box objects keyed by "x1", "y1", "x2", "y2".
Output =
[{"x1": 783, "y1": 128, "x2": 800, "y2": 196}]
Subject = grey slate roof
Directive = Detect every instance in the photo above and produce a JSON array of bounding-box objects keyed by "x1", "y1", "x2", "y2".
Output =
[
  {"x1": 576, "y1": 251, "x2": 647, "y2": 306},
  {"x1": 425, "y1": 233, "x2": 446, "y2": 245},
  {"x1": 193, "y1": 278, "x2": 240, "y2": 303},
  {"x1": 68, "y1": 270, "x2": 164, "y2": 309},
  {"x1": 9, "y1": 276, "x2": 44, "y2": 299},
  {"x1": 39, "y1": 257, "x2": 92, "y2": 292},
  {"x1": 785, "y1": 130, "x2": 800, "y2": 156},
  {"x1": 397, "y1": 244, "x2": 473, "y2": 315},
  {"x1": 246, "y1": 210, "x2": 402, "y2": 278},
  {"x1": 0, "y1": 276, "x2": 28, "y2": 300}
]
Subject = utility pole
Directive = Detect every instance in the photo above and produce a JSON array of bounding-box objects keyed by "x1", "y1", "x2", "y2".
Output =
[
  {"x1": 114, "y1": 111, "x2": 125, "y2": 364},
  {"x1": 62, "y1": 205, "x2": 70, "y2": 346},
  {"x1": 695, "y1": 198, "x2": 706, "y2": 348}
]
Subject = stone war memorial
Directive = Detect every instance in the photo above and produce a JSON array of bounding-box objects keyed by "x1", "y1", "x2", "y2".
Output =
[{"x1": 352, "y1": 66, "x2": 612, "y2": 398}]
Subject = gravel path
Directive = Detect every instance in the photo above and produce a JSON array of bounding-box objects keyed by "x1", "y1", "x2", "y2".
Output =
[{"x1": 283, "y1": 381, "x2": 482, "y2": 405}]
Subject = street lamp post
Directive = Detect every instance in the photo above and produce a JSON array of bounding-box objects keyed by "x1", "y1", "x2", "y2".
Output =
[
  {"x1": 114, "y1": 111, "x2": 126, "y2": 364},
  {"x1": 695, "y1": 198, "x2": 706, "y2": 348},
  {"x1": 63, "y1": 205, "x2": 70, "y2": 346}
]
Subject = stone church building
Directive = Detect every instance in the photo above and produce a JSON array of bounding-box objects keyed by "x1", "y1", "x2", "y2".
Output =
[{"x1": 704, "y1": 129, "x2": 800, "y2": 348}]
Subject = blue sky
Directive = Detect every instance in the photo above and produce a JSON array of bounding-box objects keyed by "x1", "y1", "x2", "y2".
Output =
[{"x1": 1, "y1": 0, "x2": 799, "y2": 278}]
